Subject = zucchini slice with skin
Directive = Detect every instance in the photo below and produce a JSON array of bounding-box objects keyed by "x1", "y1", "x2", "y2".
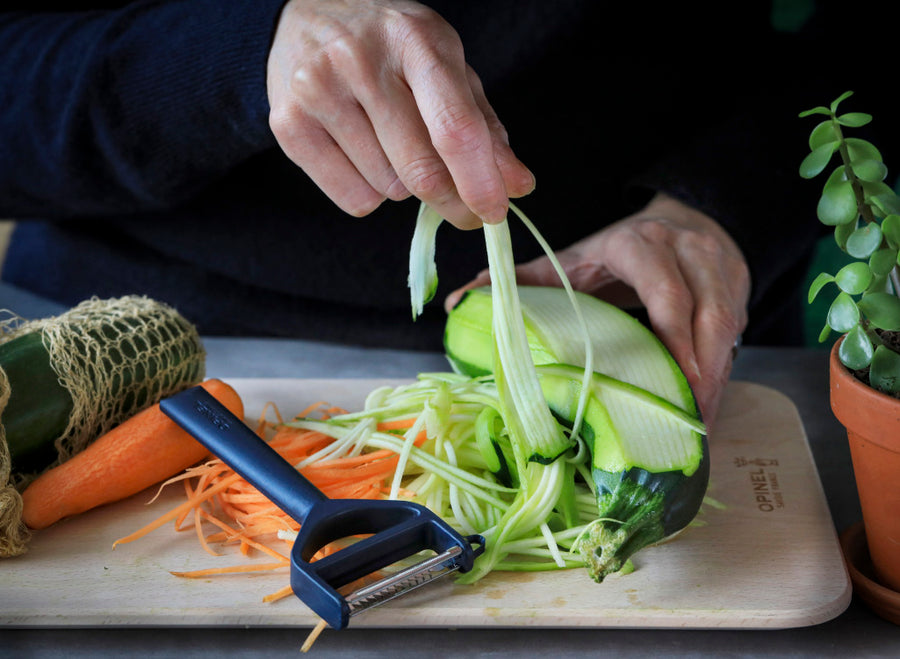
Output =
[{"x1": 445, "y1": 285, "x2": 709, "y2": 582}]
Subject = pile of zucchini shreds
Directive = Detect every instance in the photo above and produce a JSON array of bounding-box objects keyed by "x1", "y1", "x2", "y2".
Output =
[{"x1": 286, "y1": 202, "x2": 602, "y2": 581}]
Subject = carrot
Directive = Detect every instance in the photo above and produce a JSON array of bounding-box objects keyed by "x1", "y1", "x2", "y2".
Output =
[{"x1": 21, "y1": 379, "x2": 244, "y2": 530}]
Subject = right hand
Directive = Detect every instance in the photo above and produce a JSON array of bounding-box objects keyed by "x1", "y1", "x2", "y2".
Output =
[
  {"x1": 445, "y1": 193, "x2": 751, "y2": 430},
  {"x1": 266, "y1": 0, "x2": 535, "y2": 229}
]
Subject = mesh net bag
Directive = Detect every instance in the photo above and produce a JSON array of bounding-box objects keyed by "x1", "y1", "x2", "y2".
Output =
[{"x1": 0, "y1": 296, "x2": 206, "y2": 557}]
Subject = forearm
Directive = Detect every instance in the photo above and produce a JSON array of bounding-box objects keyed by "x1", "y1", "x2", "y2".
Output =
[{"x1": 0, "y1": 0, "x2": 285, "y2": 219}]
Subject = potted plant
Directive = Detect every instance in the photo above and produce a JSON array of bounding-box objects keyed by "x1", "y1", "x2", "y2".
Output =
[{"x1": 801, "y1": 91, "x2": 900, "y2": 622}]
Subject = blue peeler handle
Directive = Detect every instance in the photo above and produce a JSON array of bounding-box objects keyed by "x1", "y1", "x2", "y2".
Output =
[{"x1": 160, "y1": 385, "x2": 327, "y2": 523}]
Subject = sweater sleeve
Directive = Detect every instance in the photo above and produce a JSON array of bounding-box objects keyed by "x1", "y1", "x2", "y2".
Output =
[{"x1": 0, "y1": 0, "x2": 286, "y2": 219}]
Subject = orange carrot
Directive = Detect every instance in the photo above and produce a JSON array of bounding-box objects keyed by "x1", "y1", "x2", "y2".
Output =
[{"x1": 21, "y1": 379, "x2": 244, "y2": 530}]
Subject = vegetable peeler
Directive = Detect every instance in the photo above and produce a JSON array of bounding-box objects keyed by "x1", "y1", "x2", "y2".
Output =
[{"x1": 160, "y1": 386, "x2": 485, "y2": 630}]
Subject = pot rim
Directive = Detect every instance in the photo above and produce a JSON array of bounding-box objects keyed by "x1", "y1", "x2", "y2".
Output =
[{"x1": 830, "y1": 340, "x2": 900, "y2": 448}]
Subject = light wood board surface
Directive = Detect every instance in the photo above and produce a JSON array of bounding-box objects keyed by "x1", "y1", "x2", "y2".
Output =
[{"x1": 0, "y1": 379, "x2": 851, "y2": 629}]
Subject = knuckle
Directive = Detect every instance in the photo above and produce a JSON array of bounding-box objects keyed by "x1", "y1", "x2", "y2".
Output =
[
  {"x1": 268, "y1": 106, "x2": 294, "y2": 142},
  {"x1": 654, "y1": 278, "x2": 692, "y2": 308},
  {"x1": 383, "y1": 175, "x2": 411, "y2": 201},
  {"x1": 396, "y1": 155, "x2": 453, "y2": 200},
  {"x1": 685, "y1": 230, "x2": 727, "y2": 259},
  {"x1": 323, "y1": 33, "x2": 376, "y2": 84},
  {"x1": 394, "y1": 7, "x2": 462, "y2": 58},
  {"x1": 289, "y1": 59, "x2": 333, "y2": 106},
  {"x1": 429, "y1": 104, "x2": 486, "y2": 155},
  {"x1": 701, "y1": 300, "x2": 747, "y2": 343},
  {"x1": 636, "y1": 218, "x2": 678, "y2": 244}
]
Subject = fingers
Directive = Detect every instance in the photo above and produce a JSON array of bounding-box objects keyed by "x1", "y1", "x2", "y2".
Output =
[
  {"x1": 269, "y1": 53, "x2": 406, "y2": 217},
  {"x1": 267, "y1": 0, "x2": 534, "y2": 227},
  {"x1": 668, "y1": 230, "x2": 748, "y2": 428},
  {"x1": 444, "y1": 268, "x2": 490, "y2": 312},
  {"x1": 598, "y1": 220, "x2": 702, "y2": 378},
  {"x1": 598, "y1": 204, "x2": 749, "y2": 427}
]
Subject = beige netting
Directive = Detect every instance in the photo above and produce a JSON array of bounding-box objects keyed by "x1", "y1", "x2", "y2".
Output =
[
  {"x1": 0, "y1": 366, "x2": 29, "y2": 556},
  {"x1": 0, "y1": 296, "x2": 206, "y2": 557}
]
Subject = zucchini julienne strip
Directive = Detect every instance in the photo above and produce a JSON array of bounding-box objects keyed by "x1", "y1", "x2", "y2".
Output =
[
  {"x1": 408, "y1": 203, "x2": 443, "y2": 320},
  {"x1": 482, "y1": 219, "x2": 571, "y2": 466}
]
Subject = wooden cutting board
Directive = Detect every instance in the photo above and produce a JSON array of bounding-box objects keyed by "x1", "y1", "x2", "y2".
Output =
[{"x1": 0, "y1": 379, "x2": 851, "y2": 629}]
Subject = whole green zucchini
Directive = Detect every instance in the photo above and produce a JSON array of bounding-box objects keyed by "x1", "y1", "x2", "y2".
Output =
[{"x1": 0, "y1": 295, "x2": 206, "y2": 557}]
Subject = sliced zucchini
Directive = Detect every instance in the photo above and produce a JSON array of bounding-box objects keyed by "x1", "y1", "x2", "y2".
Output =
[
  {"x1": 446, "y1": 286, "x2": 698, "y2": 420},
  {"x1": 445, "y1": 285, "x2": 709, "y2": 582}
]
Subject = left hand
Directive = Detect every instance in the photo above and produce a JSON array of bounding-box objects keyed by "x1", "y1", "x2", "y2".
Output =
[{"x1": 445, "y1": 193, "x2": 751, "y2": 430}]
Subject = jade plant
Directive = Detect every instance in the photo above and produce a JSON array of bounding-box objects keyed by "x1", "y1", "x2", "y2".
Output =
[{"x1": 801, "y1": 91, "x2": 900, "y2": 395}]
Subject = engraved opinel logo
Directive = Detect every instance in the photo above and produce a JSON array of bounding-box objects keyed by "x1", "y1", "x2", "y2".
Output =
[
  {"x1": 195, "y1": 400, "x2": 231, "y2": 431},
  {"x1": 734, "y1": 457, "x2": 784, "y2": 512}
]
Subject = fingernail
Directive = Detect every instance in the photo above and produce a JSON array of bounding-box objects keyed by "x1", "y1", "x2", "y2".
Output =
[
  {"x1": 523, "y1": 168, "x2": 536, "y2": 194},
  {"x1": 481, "y1": 206, "x2": 508, "y2": 224},
  {"x1": 689, "y1": 355, "x2": 702, "y2": 380}
]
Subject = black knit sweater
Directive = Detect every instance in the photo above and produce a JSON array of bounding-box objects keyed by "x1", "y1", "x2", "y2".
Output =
[{"x1": 1, "y1": 0, "x2": 871, "y2": 349}]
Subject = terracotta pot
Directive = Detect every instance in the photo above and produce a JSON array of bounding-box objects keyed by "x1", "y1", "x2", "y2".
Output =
[{"x1": 830, "y1": 341, "x2": 900, "y2": 592}]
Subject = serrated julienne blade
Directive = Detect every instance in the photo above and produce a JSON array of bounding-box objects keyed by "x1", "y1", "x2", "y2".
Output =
[{"x1": 345, "y1": 542, "x2": 476, "y2": 617}]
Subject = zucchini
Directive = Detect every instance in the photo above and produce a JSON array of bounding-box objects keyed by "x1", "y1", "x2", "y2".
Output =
[
  {"x1": 1, "y1": 295, "x2": 206, "y2": 557},
  {"x1": 0, "y1": 333, "x2": 75, "y2": 474},
  {"x1": 445, "y1": 285, "x2": 709, "y2": 582},
  {"x1": 1, "y1": 296, "x2": 206, "y2": 474}
]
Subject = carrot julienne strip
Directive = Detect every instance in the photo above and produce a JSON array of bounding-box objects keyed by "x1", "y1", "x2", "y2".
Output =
[{"x1": 171, "y1": 561, "x2": 289, "y2": 578}]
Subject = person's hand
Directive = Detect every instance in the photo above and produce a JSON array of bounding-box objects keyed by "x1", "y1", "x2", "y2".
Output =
[
  {"x1": 446, "y1": 193, "x2": 751, "y2": 429},
  {"x1": 266, "y1": 0, "x2": 535, "y2": 229}
]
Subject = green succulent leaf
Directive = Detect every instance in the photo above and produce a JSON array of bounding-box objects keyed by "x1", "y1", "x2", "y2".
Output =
[
  {"x1": 882, "y1": 215, "x2": 900, "y2": 247},
  {"x1": 846, "y1": 222, "x2": 883, "y2": 259},
  {"x1": 818, "y1": 324, "x2": 832, "y2": 343},
  {"x1": 871, "y1": 192, "x2": 900, "y2": 217},
  {"x1": 808, "y1": 272, "x2": 835, "y2": 303},
  {"x1": 800, "y1": 142, "x2": 838, "y2": 179},
  {"x1": 839, "y1": 324, "x2": 874, "y2": 370},
  {"x1": 818, "y1": 177, "x2": 859, "y2": 225},
  {"x1": 858, "y1": 292, "x2": 900, "y2": 331},
  {"x1": 850, "y1": 159, "x2": 888, "y2": 183},
  {"x1": 867, "y1": 273, "x2": 889, "y2": 296},
  {"x1": 870, "y1": 345, "x2": 900, "y2": 395},
  {"x1": 838, "y1": 112, "x2": 873, "y2": 128},
  {"x1": 827, "y1": 292, "x2": 861, "y2": 332},
  {"x1": 799, "y1": 105, "x2": 833, "y2": 118},
  {"x1": 846, "y1": 138, "x2": 882, "y2": 163},
  {"x1": 861, "y1": 180, "x2": 895, "y2": 202},
  {"x1": 834, "y1": 219, "x2": 856, "y2": 250},
  {"x1": 835, "y1": 262, "x2": 873, "y2": 294},
  {"x1": 830, "y1": 91, "x2": 854, "y2": 112},
  {"x1": 869, "y1": 248, "x2": 898, "y2": 276},
  {"x1": 809, "y1": 121, "x2": 839, "y2": 150}
]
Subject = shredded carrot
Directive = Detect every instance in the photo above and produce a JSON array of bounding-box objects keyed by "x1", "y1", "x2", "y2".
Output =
[
  {"x1": 263, "y1": 584, "x2": 295, "y2": 603},
  {"x1": 301, "y1": 619, "x2": 329, "y2": 652},
  {"x1": 116, "y1": 399, "x2": 427, "y2": 606},
  {"x1": 113, "y1": 472, "x2": 244, "y2": 548},
  {"x1": 171, "y1": 562, "x2": 289, "y2": 578},
  {"x1": 376, "y1": 417, "x2": 420, "y2": 431}
]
